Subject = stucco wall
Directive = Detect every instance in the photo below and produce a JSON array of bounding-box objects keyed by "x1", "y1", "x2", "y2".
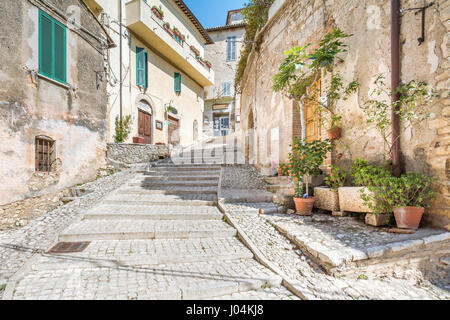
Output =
[
  {"x1": 238, "y1": 0, "x2": 449, "y2": 228},
  {"x1": 99, "y1": 0, "x2": 206, "y2": 146},
  {"x1": 0, "y1": 0, "x2": 109, "y2": 205}
]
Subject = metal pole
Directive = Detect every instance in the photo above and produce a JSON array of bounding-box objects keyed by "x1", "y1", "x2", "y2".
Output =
[
  {"x1": 119, "y1": 0, "x2": 123, "y2": 126},
  {"x1": 391, "y1": 0, "x2": 402, "y2": 177}
]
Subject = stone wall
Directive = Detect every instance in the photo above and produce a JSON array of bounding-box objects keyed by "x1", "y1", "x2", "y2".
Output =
[
  {"x1": 106, "y1": 143, "x2": 170, "y2": 165},
  {"x1": 0, "y1": 0, "x2": 110, "y2": 205},
  {"x1": 238, "y1": 0, "x2": 450, "y2": 228}
]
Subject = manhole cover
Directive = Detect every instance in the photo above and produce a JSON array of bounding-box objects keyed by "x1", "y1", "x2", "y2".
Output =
[{"x1": 48, "y1": 242, "x2": 91, "y2": 253}]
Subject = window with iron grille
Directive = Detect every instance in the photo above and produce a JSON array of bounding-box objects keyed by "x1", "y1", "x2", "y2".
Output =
[{"x1": 35, "y1": 136, "x2": 56, "y2": 172}]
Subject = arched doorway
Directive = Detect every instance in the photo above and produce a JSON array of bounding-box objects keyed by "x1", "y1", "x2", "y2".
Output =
[
  {"x1": 137, "y1": 100, "x2": 152, "y2": 144},
  {"x1": 193, "y1": 120, "x2": 198, "y2": 141}
]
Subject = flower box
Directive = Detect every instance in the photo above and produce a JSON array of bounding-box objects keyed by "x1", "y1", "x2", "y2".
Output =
[
  {"x1": 190, "y1": 46, "x2": 200, "y2": 56},
  {"x1": 163, "y1": 23, "x2": 174, "y2": 36},
  {"x1": 205, "y1": 61, "x2": 212, "y2": 68},
  {"x1": 314, "y1": 187, "x2": 339, "y2": 212},
  {"x1": 133, "y1": 137, "x2": 144, "y2": 144},
  {"x1": 338, "y1": 187, "x2": 374, "y2": 213},
  {"x1": 151, "y1": 7, "x2": 163, "y2": 20}
]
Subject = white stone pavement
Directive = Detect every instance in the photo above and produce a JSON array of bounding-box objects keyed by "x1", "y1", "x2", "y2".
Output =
[{"x1": 1, "y1": 164, "x2": 297, "y2": 300}]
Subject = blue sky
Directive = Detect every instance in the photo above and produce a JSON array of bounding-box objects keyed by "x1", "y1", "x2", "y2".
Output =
[{"x1": 184, "y1": 0, "x2": 247, "y2": 29}]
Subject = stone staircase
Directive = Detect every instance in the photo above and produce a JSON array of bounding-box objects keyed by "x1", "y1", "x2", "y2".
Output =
[{"x1": 11, "y1": 162, "x2": 289, "y2": 300}]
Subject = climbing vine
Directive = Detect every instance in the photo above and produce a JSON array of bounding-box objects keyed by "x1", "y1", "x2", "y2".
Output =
[{"x1": 234, "y1": 0, "x2": 274, "y2": 93}]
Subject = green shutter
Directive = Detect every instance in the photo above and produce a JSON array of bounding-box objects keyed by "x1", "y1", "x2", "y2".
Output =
[
  {"x1": 174, "y1": 73, "x2": 181, "y2": 93},
  {"x1": 144, "y1": 51, "x2": 148, "y2": 88},
  {"x1": 39, "y1": 12, "x2": 53, "y2": 78},
  {"x1": 136, "y1": 47, "x2": 146, "y2": 87},
  {"x1": 53, "y1": 21, "x2": 66, "y2": 83},
  {"x1": 39, "y1": 10, "x2": 66, "y2": 83}
]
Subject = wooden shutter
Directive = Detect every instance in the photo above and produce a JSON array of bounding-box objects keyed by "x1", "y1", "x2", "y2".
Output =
[
  {"x1": 138, "y1": 110, "x2": 144, "y2": 135},
  {"x1": 53, "y1": 21, "x2": 66, "y2": 83},
  {"x1": 39, "y1": 12, "x2": 53, "y2": 78},
  {"x1": 144, "y1": 51, "x2": 148, "y2": 88}
]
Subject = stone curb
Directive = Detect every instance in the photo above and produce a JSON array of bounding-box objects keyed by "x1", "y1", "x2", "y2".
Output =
[
  {"x1": 268, "y1": 218, "x2": 450, "y2": 272},
  {"x1": 216, "y1": 198, "x2": 306, "y2": 300}
]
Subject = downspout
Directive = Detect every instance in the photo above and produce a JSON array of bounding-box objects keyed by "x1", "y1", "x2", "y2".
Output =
[
  {"x1": 391, "y1": 0, "x2": 402, "y2": 177},
  {"x1": 119, "y1": 0, "x2": 123, "y2": 126}
]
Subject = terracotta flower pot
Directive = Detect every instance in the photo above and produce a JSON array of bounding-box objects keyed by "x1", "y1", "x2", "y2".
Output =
[
  {"x1": 152, "y1": 8, "x2": 163, "y2": 20},
  {"x1": 327, "y1": 127, "x2": 341, "y2": 140},
  {"x1": 294, "y1": 197, "x2": 315, "y2": 215},
  {"x1": 133, "y1": 136, "x2": 144, "y2": 144},
  {"x1": 393, "y1": 206, "x2": 424, "y2": 229}
]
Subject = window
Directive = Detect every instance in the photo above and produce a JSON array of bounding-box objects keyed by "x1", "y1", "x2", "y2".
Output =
[
  {"x1": 226, "y1": 36, "x2": 237, "y2": 61},
  {"x1": 35, "y1": 136, "x2": 56, "y2": 172},
  {"x1": 136, "y1": 47, "x2": 148, "y2": 88},
  {"x1": 39, "y1": 10, "x2": 66, "y2": 83},
  {"x1": 222, "y1": 82, "x2": 232, "y2": 96},
  {"x1": 174, "y1": 72, "x2": 181, "y2": 93}
]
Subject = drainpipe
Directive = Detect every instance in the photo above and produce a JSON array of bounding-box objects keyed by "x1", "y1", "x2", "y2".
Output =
[
  {"x1": 119, "y1": 0, "x2": 123, "y2": 126},
  {"x1": 391, "y1": 0, "x2": 402, "y2": 177}
]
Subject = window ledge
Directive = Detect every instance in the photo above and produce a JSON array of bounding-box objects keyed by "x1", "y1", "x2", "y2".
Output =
[{"x1": 37, "y1": 73, "x2": 70, "y2": 89}]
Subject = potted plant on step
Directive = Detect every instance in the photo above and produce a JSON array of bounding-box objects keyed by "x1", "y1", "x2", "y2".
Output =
[
  {"x1": 288, "y1": 138, "x2": 332, "y2": 215},
  {"x1": 314, "y1": 165, "x2": 347, "y2": 213},
  {"x1": 388, "y1": 172, "x2": 435, "y2": 229}
]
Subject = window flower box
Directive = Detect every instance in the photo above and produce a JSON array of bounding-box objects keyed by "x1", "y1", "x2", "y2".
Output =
[
  {"x1": 133, "y1": 137, "x2": 144, "y2": 144},
  {"x1": 151, "y1": 6, "x2": 164, "y2": 20},
  {"x1": 190, "y1": 45, "x2": 200, "y2": 56},
  {"x1": 163, "y1": 23, "x2": 174, "y2": 36}
]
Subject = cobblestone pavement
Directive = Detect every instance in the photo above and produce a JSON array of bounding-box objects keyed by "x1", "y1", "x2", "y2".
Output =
[
  {"x1": 0, "y1": 171, "x2": 133, "y2": 288},
  {"x1": 1, "y1": 163, "x2": 292, "y2": 300},
  {"x1": 223, "y1": 204, "x2": 450, "y2": 300}
]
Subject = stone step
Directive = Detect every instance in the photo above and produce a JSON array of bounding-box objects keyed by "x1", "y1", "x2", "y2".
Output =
[
  {"x1": 103, "y1": 193, "x2": 217, "y2": 205},
  {"x1": 220, "y1": 189, "x2": 276, "y2": 203},
  {"x1": 149, "y1": 166, "x2": 221, "y2": 171},
  {"x1": 38, "y1": 238, "x2": 254, "y2": 269},
  {"x1": 116, "y1": 186, "x2": 218, "y2": 195},
  {"x1": 143, "y1": 170, "x2": 221, "y2": 176},
  {"x1": 84, "y1": 204, "x2": 223, "y2": 220},
  {"x1": 222, "y1": 202, "x2": 284, "y2": 215},
  {"x1": 132, "y1": 175, "x2": 219, "y2": 181},
  {"x1": 59, "y1": 219, "x2": 236, "y2": 241},
  {"x1": 11, "y1": 259, "x2": 282, "y2": 300},
  {"x1": 128, "y1": 180, "x2": 219, "y2": 187}
]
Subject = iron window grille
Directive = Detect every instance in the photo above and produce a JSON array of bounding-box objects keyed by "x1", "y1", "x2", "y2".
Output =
[{"x1": 35, "y1": 136, "x2": 56, "y2": 172}]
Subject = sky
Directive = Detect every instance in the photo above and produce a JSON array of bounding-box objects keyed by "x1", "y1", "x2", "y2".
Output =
[{"x1": 183, "y1": 0, "x2": 247, "y2": 29}]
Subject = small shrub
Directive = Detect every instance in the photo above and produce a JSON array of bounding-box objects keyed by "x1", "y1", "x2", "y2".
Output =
[
  {"x1": 324, "y1": 165, "x2": 348, "y2": 190},
  {"x1": 114, "y1": 115, "x2": 132, "y2": 143}
]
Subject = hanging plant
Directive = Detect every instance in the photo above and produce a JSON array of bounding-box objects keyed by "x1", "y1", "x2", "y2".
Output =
[{"x1": 151, "y1": 6, "x2": 164, "y2": 20}]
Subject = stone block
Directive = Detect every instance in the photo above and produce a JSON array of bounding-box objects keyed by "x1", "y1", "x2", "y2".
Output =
[
  {"x1": 365, "y1": 213, "x2": 390, "y2": 227},
  {"x1": 314, "y1": 187, "x2": 339, "y2": 211},
  {"x1": 338, "y1": 187, "x2": 373, "y2": 213},
  {"x1": 332, "y1": 211, "x2": 349, "y2": 217}
]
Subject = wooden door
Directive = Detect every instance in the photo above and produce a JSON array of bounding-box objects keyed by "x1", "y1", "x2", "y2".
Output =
[
  {"x1": 168, "y1": 116, "x2": 180, "y2": 145},
  {"x1": 138, "y1": 110, "x2": 152, "y2": 144},
  {"x1": 304, "y1": 78, "x2": 321, "y2": 142}
]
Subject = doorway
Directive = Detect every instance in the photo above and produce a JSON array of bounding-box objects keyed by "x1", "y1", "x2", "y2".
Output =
[
  {"x1": 168, "y1": 116, "x2": 180, "y2": 145},
  {"x1": 214, "y1": 116, "x2": 230, "y2": 136},
  {"x1": 138, "y1": 109, "x2": 152, "y2": 144}
]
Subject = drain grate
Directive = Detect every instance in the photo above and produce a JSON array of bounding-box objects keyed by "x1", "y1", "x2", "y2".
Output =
[{"x1": 48, "y1": 242, "x2": 91, "y2": 253}]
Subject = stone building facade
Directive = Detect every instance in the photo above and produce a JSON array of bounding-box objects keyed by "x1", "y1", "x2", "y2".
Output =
[
  {"x1": 203, "y1": 10, "x2": 245, "y2": 138},
  {"x1": 238, "y1": 0, "x2": 449, "y2": 228},
  {"x1": 86, "y1": 0, "x2": 214, "y2": 147},
  {"x1": 0, "y1": 0, "x2": 114, "y2": 205}
]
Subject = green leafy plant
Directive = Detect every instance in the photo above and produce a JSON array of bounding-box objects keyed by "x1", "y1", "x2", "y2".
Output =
[
  {"x1": 324, "y1": 165, "x2": 348, "y2": 190},
  {"x1": 278, "y1": 163, "x2": 289, "y2": 176},
  {"x1": 362, "y1": 75, "x2": 438, "y2": 159},
  {"x1": 387, "y1": 172, "x2": 436, "y2": 208},
  {"x1": 273, "y1": 29, "x2": 354, "y2": 141},
  {"x1": 114, "y1": 115, "x2": 132, "y2": 143},
  {"x1": 288, "y1": 138, "x2": 332, "y2": 197}
]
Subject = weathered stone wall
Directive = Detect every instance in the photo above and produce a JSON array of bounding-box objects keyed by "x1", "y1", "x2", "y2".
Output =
[
  {"x1": 0, "y1": 0, "x2": 110, "y2": 205},
  {"x1": 106, "y1": 143, "x2": 170, "y2": 164},
  {"x1": 238, "y1": 0, "x2": 449, "y2": 228}
]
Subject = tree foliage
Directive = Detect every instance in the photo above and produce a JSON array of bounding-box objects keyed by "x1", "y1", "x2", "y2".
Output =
[{"x1": 114, "y1": 115, "x2": 133, "y2": 143}]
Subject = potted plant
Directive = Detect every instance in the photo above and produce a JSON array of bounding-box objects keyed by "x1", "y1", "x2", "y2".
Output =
[
  {"x1": 163, "y1": 22, "x2": 174, "y2": 36},
  {"x1": 132, "y1": 137, "x2": 144, "y2": 144},
  {"x1": 347, "y1": 158, "x2": 393, "y2": 226},
  {"x1": 314, "y1": 165, "x2": 347, "y2": 213},
  {"x1": 151, "y1": 6, "x2": 164, "y2": 20},
  {"x1": 388, "y1": 172, "x2": 435, "y2": 229},
  {"x1": 327, "y1": 115, "x2": 342, "y2": 140},
  {"x1": 190, "y1": 45, "x2": 200, "y2": 57},
  {"x1": 205, "y1": 60, "x2": 212, "y2": 68},
  {"x1": 288, "y1": 138, "x2": 332, "y2": 215}
]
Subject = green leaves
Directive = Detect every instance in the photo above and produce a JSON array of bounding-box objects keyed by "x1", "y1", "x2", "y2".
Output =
[
  {"x1": 324, "y1": 165, "x2": 348, "y2": 190},
  {"x1": 350, "y1": 158, "x2": 436, "y2": 214},
  {"x1": 114, "y1": 115, "x2": 133, "y2": 143}
]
